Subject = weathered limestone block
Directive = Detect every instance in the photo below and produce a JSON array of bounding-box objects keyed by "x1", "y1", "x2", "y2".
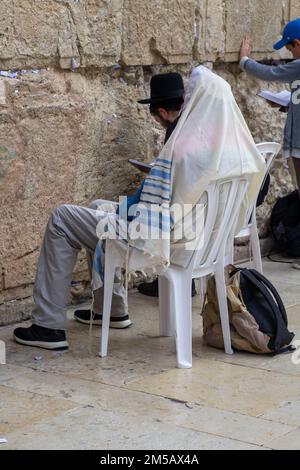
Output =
[
  {"x1": 0, "y1": 297, "x2": 33, "y2": 326},
  {"x1": 290, "y1": 0, "x2": 300, "y2": 18},
  {"x1": 192, "y1": 0, "x2": 206, "y2": 59},
  {"x1": 0, "y1": 0, "x2": 123, "y2": 70},
  {"x1": 121, "y1": 0, "x2": 195, "y2": 65},
  {"x1": 0, "y1": 0, "x2": 16, "y2": 61},
  {"x1": 193, "y1": 0, "x2": 225, "y2": 62},
  {"x1": 0, "y1": 284, "x2": 33, "y2": 305},
  {"x1": 205, "y1": 0, "x2": 225, "y2": 60},
  {"x1": 225, "y1": 0, "x2": 284, "y2": 61},
  {"x1": 11, "y1": 0, "x2": 79, "y2": 66},
  {"x1": 0, "y1": 80, "x2": 7, "y2": 106},
  {"x1": 4, "y1": 251, "x2": 40, "y2": 291},
  {"x1": 70, "y1": 0, "x2": 123, "y2": 67},
  {"x1": 0, "y1": 71, "x2": 89, "y2": 305}
]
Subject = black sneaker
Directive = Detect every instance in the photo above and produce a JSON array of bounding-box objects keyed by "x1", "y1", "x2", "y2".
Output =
[
  {"x1": 74, "y1": 310, "x2": 132, "y2": 329},
  {"x1": 138, "y1": 279, "x2": 197, "y2": 297},
  {"x1": 14, "y1": 324, "x2": 68, "y2": 350}
]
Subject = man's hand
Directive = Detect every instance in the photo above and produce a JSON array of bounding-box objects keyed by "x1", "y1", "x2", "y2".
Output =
[
  {"x1": 240, "y1": 37, "x2": 252, "y2": 60},
  {"x1": 266, "y1": 100, "x2": 281, "y2": 108},
  {"x1": 139, "y1": 166, "x2": 151, "y2": 174}
]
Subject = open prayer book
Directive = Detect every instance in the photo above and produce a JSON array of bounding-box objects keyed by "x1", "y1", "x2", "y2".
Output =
[
  {"x1": 128, "y1": 159, "x2": 154, "y2": 173},
  {"x1": 258, "y1": 90, "x2": 291, "y2": 107}
]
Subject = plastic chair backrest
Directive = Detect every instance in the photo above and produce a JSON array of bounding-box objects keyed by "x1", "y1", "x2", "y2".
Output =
[
  {"x1": 189, "y1": 175, "x2": 250, "y2": 271},
  {"x1": 243, "y1": 142, "x2": 281, "y2": 223},
  {"x1": 256, "y1": 142, "x2": 281, "y2": 172}
]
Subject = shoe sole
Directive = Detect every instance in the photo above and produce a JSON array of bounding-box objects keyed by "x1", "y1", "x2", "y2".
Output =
[
  {"x1": 14, "y1": 335, "x2": 69, "y2": 350},
  {"x1": 74, "y1": 316, "x2": 132, "y2": 329}
]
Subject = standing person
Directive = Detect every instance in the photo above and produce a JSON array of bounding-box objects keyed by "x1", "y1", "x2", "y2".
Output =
[
  {"x1": 13, "y1": 73, "x2": 185, "y2": 350},
  {"x1": 240, "y1": 19, "x2": 300, "y2": 270}
]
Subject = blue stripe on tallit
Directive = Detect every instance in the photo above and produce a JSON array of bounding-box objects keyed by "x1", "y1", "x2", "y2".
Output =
[
  {"x1": 143, "y1": 181, "x2": 170, "y2": 192},
  {"x1": 155, "y1": 164, "x2": 172, "y2": 171},
  {"x1": 146, "y1": 178, "x2": 170, "y2": 189},
  {"x1": 156, "y1": 158, "x2": 172, "y2": 167},
  {"x1": 144, "y1": 178, "x2": 170, "y2": 187},
  {"x1": 142, "y1": 190, "x2": 169, "y2": 200},
  {"x1": 93, "y1": 242, "x2": 104, "y2": 277},
  {"x1": 150, "y1": 169, "x2": 171, "y2": 180}
]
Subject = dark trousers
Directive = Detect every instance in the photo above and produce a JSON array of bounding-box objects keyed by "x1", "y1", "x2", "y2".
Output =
[{"x1": 293, "y1": 158, "x2": 300, "y2": 194}]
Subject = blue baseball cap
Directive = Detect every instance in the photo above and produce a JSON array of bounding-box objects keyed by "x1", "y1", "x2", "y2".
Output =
[{"x1": 273, "y1": 18, "x2": 300, "y2": 50}]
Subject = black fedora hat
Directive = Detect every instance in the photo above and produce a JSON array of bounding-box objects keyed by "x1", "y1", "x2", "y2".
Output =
[{"x1": 138, "y1": 72, "x2": 184, "y2": 105}]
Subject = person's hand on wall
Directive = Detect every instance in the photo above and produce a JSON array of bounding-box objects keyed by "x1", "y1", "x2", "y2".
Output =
[{"x1": 240, "y1": 37, "x2": 252, "y2": 60}]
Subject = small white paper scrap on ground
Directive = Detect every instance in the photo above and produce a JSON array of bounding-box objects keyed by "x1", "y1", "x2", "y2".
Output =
[{"x1": 0, "y1": 438, "x2": 8, "y2": 444}]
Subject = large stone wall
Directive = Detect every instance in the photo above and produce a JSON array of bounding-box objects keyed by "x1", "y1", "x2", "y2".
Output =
[{"x1": 0, "y1": 0, "x2": 298, "y2": 324}]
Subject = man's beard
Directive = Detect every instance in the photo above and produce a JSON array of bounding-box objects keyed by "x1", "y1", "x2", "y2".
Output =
[{"x1": 157, "y1": 113, "x2": 170, "y2": 129}]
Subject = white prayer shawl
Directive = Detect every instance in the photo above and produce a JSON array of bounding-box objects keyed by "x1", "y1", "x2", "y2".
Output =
[
  {"x1": 168, "y1": 66, "x2": 266, "y2": 267},
  {"x1": 92, "y1": 67, "x2": 266, "y2": 290}
]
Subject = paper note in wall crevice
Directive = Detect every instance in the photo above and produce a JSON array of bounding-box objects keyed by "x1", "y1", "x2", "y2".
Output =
[{"x1": 258, "y1": 90, "x2": 291, "y2": 107}]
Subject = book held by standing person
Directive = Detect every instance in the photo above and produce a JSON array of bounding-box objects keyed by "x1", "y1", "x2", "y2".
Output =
[{"x1": 258, "y1": 90, "x2": 291, "y2": 107}]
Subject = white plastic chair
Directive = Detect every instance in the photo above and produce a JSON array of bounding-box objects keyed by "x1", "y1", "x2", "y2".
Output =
[
  {"x1": 234, "y1": 142, "x2": 281, "y2": 273},
  {"x1": 100, "y1": 176, "x2": 250, "y2": 369}
]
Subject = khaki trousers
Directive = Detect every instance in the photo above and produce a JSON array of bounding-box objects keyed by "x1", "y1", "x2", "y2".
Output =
[{"x1": 32, "y1": 200, "x2": 127, "y2": 330}]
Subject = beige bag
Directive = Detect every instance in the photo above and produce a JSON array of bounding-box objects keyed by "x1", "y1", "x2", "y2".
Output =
[{"x1": 202, "y1": 267, "x2": 271, "y2": 354}]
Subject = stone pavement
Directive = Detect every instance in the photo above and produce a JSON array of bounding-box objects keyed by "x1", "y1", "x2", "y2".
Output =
[{"x1": 0, "y1": 259, "x2": 299, "y2": 450}]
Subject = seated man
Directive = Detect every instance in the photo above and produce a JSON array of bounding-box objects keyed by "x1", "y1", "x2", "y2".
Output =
[
  {"x1": 14, "y1": 67, "x2": 265, "y2": 352},
  {"x1": 74, "y1": 72, "x2": 190, "y2": 321},
  {"x1": 13, "y1": 73, "x2": 185, "y2": 350}
]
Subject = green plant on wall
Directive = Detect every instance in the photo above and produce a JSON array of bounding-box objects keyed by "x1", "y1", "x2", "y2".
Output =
[{"x1": 0, "y1": 146, "x2": 17, "y2": 179}]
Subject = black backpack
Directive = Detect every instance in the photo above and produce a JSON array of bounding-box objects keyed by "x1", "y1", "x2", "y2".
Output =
[
  {"x1": 231, "y1": 268, "x2": 295, "y2": 354},
  {"x1": 271, "y1": 190, "x2": 300, "y2": 257}
]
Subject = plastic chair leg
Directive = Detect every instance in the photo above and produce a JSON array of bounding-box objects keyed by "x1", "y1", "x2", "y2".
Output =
[
  {"x1": 100, "y1": 242, "x2": 118, "y2": 358},
  {"x1": 214, "y1": 266, "x2": 234, "y2": 355},
  {"x1": 170, "y1": 271, "x2": 193, "y2": 368},
  {"x1": 158, "y1": 275, "x2": 175, "y2": 337}
]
